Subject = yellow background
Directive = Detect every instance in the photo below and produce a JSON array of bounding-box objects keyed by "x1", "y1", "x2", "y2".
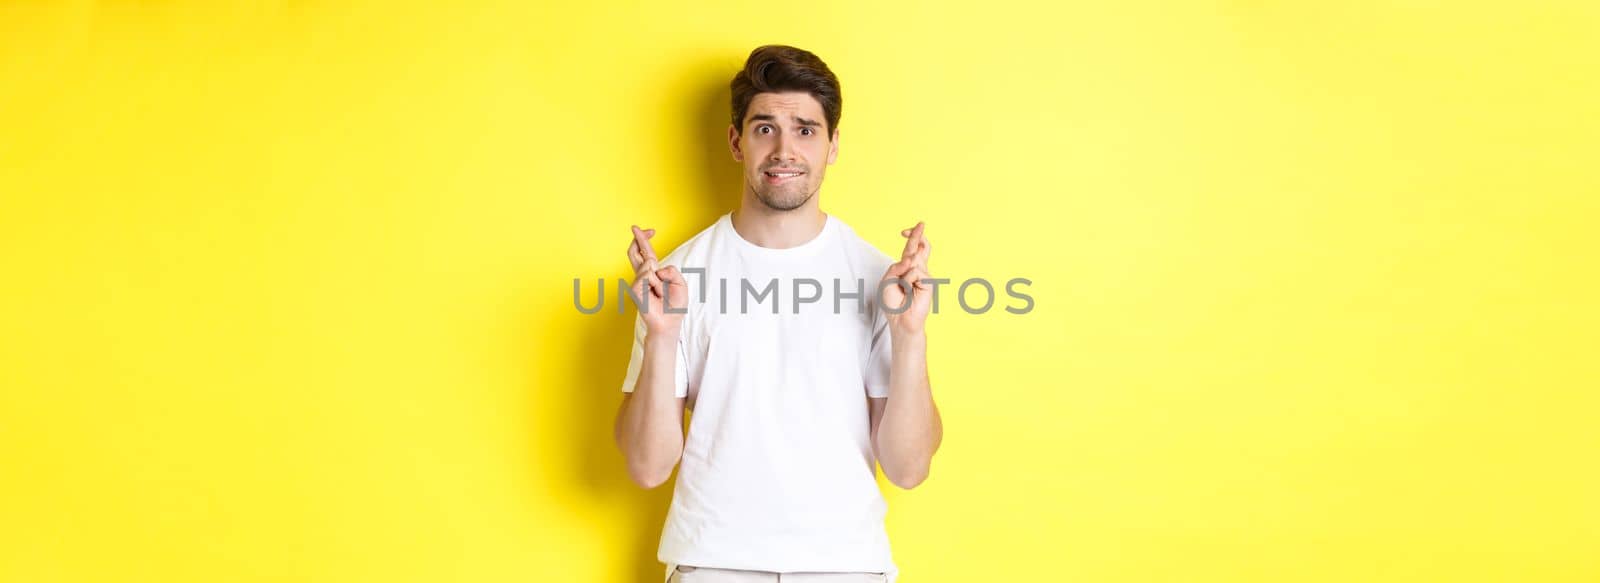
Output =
[{"x1": 2, "y1": 1, "x2": 1597, "y2": 581}]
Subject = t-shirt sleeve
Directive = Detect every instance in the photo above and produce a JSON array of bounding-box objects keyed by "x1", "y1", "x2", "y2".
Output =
[
  {"x1": 619, "y1": 312, "x2": 689, "y2": 397},
  {"x1": 865, "y1": 292, "x2": 894, "y2": 398}
]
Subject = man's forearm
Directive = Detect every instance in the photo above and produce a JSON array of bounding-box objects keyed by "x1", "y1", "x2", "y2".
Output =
[
  {"x1": 874, "y1": 330, "x2": 942, "y2": 489},
  {"x1": 616, "y1": 333, "x2": 685, "y2": 488}
]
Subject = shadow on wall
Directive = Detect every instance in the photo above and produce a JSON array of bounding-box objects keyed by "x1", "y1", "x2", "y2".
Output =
[{"x1": 541, "y1": 57, "x2": 742, "y2": 582}]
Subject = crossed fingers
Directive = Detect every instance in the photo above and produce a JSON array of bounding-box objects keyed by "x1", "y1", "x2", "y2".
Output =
[
  {"x1": 897, "y1": 221, "x2": 932, "y2": 288},
  {"x1": 899, "y1": 221, "x2": 930, "y2": 270},
  {"x1": 628, "y1": 225, "x2": 658, "y2": 275}
]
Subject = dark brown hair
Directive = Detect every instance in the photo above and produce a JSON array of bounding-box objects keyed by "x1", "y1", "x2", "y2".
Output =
[{"x1": 730, "y1": 45, "x2": 841, "y2": 139}]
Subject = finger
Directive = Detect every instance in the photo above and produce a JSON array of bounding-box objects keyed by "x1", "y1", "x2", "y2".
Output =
[
  {"x1": 632, "y1": 226, "x2": 658, "y2": 264},
  {"x1": 879, "y1": 269, "x2": 910, "y2": 310},
  {"x1": 636, "y1": 260, "x2": 661, "y2": 294},
  {"x1": 633, "y1": 227, "x2": 652, "y2": 264},
  {"x1": 629, "y1": 273, "x2": 652, "y2": 308},
  {"x1": 913, "y1": 228, "x2": 931, "y2": 267},
  {"x1": 629, "y1": 232, "x2": 655, "y2": 266},
  {"x1": 628, "y1": 241, "x2": 643, "y2": 269},
  {"x1": 899, "y1": 224, "x2": 921, "y2": 260},
  {"x1": 628, "y1": 226, "x2": 645, "y2": 269},
  {"x1": 910, "y1": 267, "x2": 934, "y2": 311},
  {"x1": 903, "y1": 221, "x2": 925, "y2": 260},
  {"x1": 884, "y1": 259, "x2": 913, "y2": 279},
  {"x1": 631, "y1": 225, "x2": 647, "y2": 252},
  {"x1": 644, "y1": 268, "x2": 664, "y2": 298},
  {"x1": 637, "y1": 258, "x2": 660, "y2": 280}
]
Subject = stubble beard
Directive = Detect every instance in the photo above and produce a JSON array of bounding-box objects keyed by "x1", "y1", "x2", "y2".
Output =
[{"x1": 750, "y1": 178, "x2": 816, "y2": 212}]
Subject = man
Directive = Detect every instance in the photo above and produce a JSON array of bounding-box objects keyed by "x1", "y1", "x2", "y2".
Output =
[{"x1": 613, "y1": 45, "x2": 942, "y2": 583}]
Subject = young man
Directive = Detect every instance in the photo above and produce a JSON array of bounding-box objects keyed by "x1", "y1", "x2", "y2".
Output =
[{"x1": 613, "y1": 45, "x2": 942, "y2": 583}]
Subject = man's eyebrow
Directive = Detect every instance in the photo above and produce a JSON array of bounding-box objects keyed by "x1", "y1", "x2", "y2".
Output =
[{"x1": 746, "y1": 114, "x2": 823, "y2": 127}]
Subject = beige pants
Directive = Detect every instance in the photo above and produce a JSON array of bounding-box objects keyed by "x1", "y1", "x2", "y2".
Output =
[{"x1": 669, "y1": 564, "x2": 889, "y2": 582}]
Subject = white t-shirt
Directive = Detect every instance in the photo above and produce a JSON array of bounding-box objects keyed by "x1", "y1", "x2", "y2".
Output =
[{"x1": 619, "y1": 212, "x2": 900, "y2": 582}]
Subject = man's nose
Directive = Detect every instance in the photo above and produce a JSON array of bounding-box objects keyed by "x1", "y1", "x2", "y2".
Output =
[{"x1": 770, "y1": 134, "x2": 798, "y2": 162}]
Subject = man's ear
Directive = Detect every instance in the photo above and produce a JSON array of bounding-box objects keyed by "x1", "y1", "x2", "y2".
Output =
[
  {"x1": 827, "y1": 128, "x2": 839, "y2": 165},
  {"x1": 728, "y1": 124, "x2": 743, "y2": 162}
]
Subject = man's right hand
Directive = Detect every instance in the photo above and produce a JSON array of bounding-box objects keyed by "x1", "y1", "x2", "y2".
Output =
[
  {"x1": 617, "y1": 225, "x2": 690, "y2": 489},
  {"x1": 628, "y1": 225, "x2": 687, "y2": 335}
]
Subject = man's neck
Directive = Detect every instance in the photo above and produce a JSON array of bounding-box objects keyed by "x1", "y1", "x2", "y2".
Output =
[{"x1": 730, "y1": 202, "x2": 827, "y2": 250}]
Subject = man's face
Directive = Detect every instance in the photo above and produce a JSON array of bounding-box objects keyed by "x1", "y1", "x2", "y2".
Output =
[{"x1": 728, "y1": 91, "x2": 839, "y2": 212}]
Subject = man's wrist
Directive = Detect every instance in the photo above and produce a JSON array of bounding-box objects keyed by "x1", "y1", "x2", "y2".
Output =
[
  {"x1": 890, "y1": 328, "x2": 926, "y2": 350},
  {"x1": 645, "y1": 328, "x2": 682, "y2": 347}
]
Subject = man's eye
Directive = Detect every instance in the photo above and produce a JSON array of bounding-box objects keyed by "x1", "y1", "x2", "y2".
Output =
[
  {"x1": 758, "y1": 125, "x2": 772, "y2": 134},
  {"x1": 800, "y1": 127, "x2": 813, "y2": 136}
]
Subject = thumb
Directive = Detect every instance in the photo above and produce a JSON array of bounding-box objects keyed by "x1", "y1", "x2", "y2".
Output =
[
  {"x1": 910, "y1": 267, "x2": 934, "y2": 307},
  {"x1": 657, "y1": 265, "x2": 687, "y2": 289},
  {"x1": 909, "y1": 265, "x2": 933, "y2": 290},
  {"x1": 658, "y1": 266, "x2": 689, "y2": 307}
]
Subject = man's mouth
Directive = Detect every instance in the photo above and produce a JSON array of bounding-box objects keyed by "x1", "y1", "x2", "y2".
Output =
[{"x1": 763, "y1": 169, "x2": 805, "y2": 184}]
